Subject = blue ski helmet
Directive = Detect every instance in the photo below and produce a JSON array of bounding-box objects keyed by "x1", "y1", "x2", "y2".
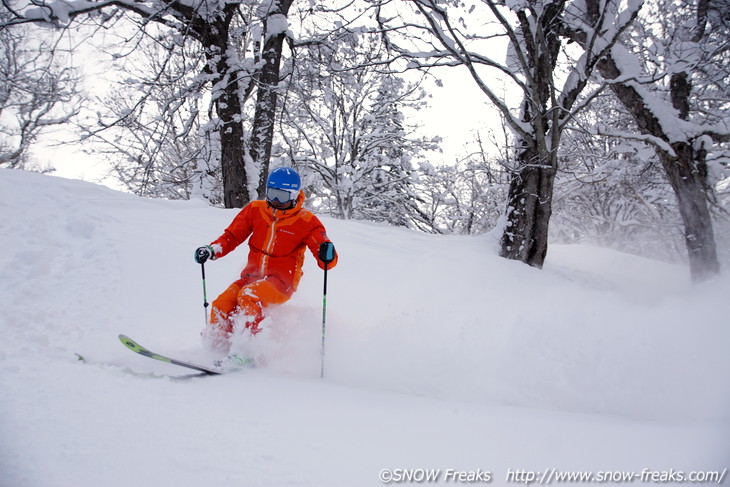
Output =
[
  {"x1": 266, "y1": 166, "x2": 301, "y2": 191},
  {"x1": 265, "y1": 167, "x2": 301, "y2": 209}
]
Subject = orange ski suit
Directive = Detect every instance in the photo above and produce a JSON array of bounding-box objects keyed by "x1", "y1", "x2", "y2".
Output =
[{"x1": 204, "y1": 191, "x2": 337, "y2": 349}]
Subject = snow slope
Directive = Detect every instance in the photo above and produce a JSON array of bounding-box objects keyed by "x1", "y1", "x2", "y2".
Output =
[{"x1": 1, "y1": 168, "x2": 728, "y2": 487}]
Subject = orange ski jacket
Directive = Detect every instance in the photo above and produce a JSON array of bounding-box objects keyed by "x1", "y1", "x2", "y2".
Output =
[{"x1": 210, "y1": 191, "x2": 337, "y2": 296}]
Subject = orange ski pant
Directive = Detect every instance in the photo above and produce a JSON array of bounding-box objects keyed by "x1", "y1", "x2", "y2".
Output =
[{"x1": 208, "y1": 278, "x2": 290, "y2": 336}]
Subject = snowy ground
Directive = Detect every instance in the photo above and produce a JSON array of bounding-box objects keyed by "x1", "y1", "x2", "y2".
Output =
[{"x1": 1, "y1": 168, "x2": 728, "y2": 487}]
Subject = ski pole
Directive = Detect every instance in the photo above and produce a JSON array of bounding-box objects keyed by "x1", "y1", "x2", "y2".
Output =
[
  {"x1": 200, "y1": 261, "x2": 209, "y2": 326},
  {"x1": 320, "y1": 262, "x2": 329, "y2": 379}
]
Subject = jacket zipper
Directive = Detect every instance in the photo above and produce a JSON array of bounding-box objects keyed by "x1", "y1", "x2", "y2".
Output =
[{"x1": 261, "y1": 207, "x2": 279, "y2": 275}]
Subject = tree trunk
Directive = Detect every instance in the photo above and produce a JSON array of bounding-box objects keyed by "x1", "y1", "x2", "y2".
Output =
[
  {"x1": 250, "y1": 0, "x2": 295, "y2": 200},
  {"x1": 203, "y1": 18, "x2": 250, "y2": 209},
  {"x1": 500, "y1": 143, "x2": 556, "y2": 268},
  {"x1": 218, "y1": 74, "x2": 250, "y2": 209},
  {"x1": 659, "y1": 143, "x2": 719, "y2": 281},
  {"x1": 207, "y1": 2, "x2": 293, "y2": 207},
  {"x1": 498, "y1": 4, "x2": 563, "y2": 269}
]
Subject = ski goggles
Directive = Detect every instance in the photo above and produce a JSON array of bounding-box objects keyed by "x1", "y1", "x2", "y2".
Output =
[{"x1": 266, "y1": 186, "x2": 298, "y2": 204}]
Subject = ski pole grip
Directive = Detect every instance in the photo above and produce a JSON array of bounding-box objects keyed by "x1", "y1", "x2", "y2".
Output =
[{"x1": 319, "y1": 242, "x2": 335, "y2": 264}]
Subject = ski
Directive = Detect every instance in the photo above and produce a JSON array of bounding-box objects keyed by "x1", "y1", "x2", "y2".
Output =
[{"x1": 118, "y1": 334, "x2": 222, "y2": 375}]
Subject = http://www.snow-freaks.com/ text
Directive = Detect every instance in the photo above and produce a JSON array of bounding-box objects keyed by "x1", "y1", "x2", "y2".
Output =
[{"x1": 378, "y1": 467, "x2": 728, "y2": 484}]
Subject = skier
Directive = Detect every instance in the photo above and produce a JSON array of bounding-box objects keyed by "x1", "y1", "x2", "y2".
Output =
[{"x1": 194, "y1": 167, "x2": 338, "y2": 353}]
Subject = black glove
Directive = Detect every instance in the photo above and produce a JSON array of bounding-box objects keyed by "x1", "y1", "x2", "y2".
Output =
[
  {"x1": 318, "y1": 242, "x2": 336, "y2": 264},
  {"x1": 194, "y1": 245, "x2": 215, "y2": 264}
]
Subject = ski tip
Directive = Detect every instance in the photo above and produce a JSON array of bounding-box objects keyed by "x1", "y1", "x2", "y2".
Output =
[{"x1": 118, "y1": 334, "x2": 144, "y2": 353}]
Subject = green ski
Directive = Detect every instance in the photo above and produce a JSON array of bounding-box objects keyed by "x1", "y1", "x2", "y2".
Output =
[{"x1": 118, "y1": 334, "x2": 222, "y2": 375}]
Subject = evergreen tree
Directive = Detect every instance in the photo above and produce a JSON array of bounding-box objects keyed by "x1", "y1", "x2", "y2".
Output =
[{"x1": 281, "y1": 33, "x2": 438, "y2": 227}]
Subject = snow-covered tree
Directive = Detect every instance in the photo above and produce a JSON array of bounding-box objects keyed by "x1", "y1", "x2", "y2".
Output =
[
  {"x1": 552, "y1": 93, "x2": 686, "y2": 259},
  {"x1": 374, "y1": 0, "x2": 641, "y2": 268},
  {"x1": 2, "y1": 0, "x2": 295, "y2": 208},
  {"x1": 0, "y1": 10, "x2": 82, "y2": 169},
  {"x1": 280, "y1": 32, "x2": 439, "y2": 227},
  {"x1": 417, "y1": 131, "x2": 510, "y2": 235},
  {"x1": 83, "y1": 29, "x2": 218, "y2": 202},
  {"x1": 565, "y1": 0, "x2": 729, "y2": 281}
]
